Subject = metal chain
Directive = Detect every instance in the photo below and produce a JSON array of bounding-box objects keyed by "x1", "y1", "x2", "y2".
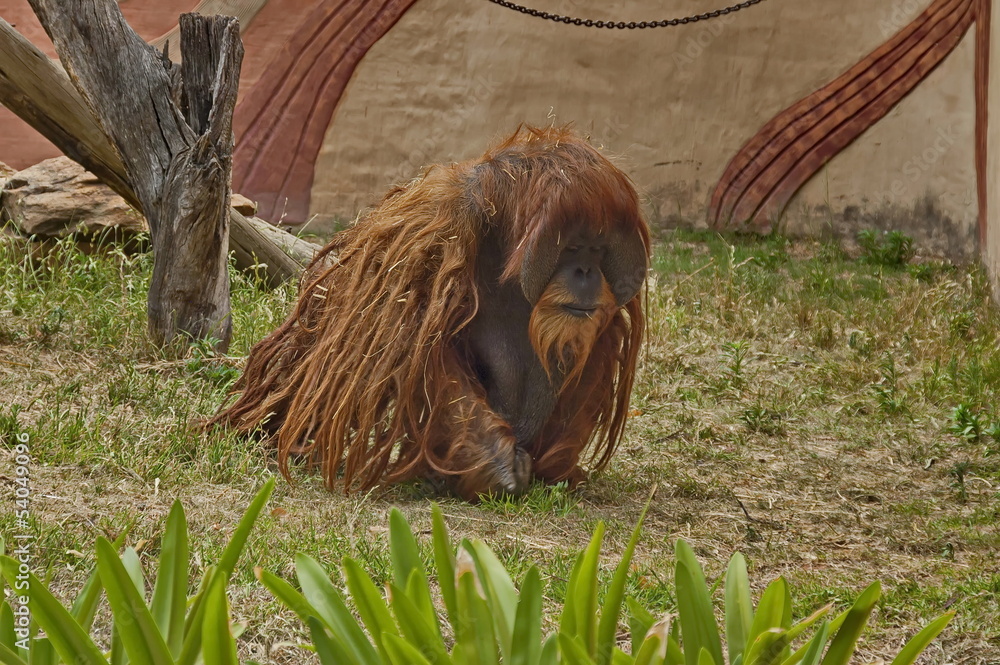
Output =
[{"x1": 485, "y1": 0, "x2": 768, "y2": 28}]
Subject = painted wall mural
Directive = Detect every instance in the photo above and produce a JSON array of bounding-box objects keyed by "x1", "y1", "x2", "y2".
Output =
[{"x1": 1, "y1": 0, "x2": 997, "y2": 288}]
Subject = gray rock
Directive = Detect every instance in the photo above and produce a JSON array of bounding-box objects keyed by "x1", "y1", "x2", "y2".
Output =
[
  {"x1": 1, "y1": 157, "x2": 147, "y2": 238},
  {"x1": 231, "y1": 192, "x2": 258, "y2": 216}
]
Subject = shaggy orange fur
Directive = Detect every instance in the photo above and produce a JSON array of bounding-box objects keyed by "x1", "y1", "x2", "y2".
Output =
[{"x1": 211, "y1": 126, "x2": 648, "y2": 498}]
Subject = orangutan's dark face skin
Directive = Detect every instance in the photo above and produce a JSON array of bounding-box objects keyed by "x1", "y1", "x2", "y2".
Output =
[{"x1": 555, "y1": 235, "x2": 609, "y2": 316}]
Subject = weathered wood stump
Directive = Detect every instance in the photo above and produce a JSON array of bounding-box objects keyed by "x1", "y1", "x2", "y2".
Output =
[
  {"x1": 26, "y1": 2, "x2": 242, "y2": 349},
  {"x1": 0, "y1": 15, "x2": 318, "y2": 301}
]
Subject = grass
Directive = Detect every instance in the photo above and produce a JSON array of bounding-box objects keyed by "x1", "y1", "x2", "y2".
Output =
[{"x1": 1, "y1": 229, "x2": 999, "y2": 662}]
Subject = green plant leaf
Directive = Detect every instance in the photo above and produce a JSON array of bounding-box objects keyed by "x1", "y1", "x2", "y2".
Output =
[
  {"x1": 0, "y1": 558, "x2": 107, "y2": 665},
  {"x1": 217, "y1": 478, "x2": 275, "y2": 579},
  {"x1": 889, "y1": 612, "x2": 954, "y2": 665},
  {"x1": 598, "y1": 504, "x2": 649, "y2": 665},
  {"x1": 179, "y1": 478, "x2": 274, "y2": 665},
  {"x1": 114, "y1": 545, "x2": 146, "y2": 665},
  {"x1": 0, "y1": 641, "x2": 28, "y2": 665},
  {"x1": 725, "y1": 553, "x2": 753, "y2": 665},
  {"x1": 559, "y1": 633, "x2": 598, "y2": 665},
  {"x1": 746, "y1": 601, "x2": 831, "y2": 665},
  {"x1": 632, "y1": 633, "x2": 664, "y2": 665},
  {"x1": 510, "y1": 566, "x2": 542, "y2": 665},
  {"x1": 308, "y1": 616, "x2": 359, "y2": 665},
  {"x1": 383, "y1": 632, "x2": 435, "y2": 665},
  {"x1": 611, "y1": 648, "x2": 633, "y2": 665},
  {"x1": 560, "y1": 549, "x2": 585, "y2": 638},
  {"x1": 201, "y1": 576, "x2": 239, "y2": 665},
  {"x1": 70, "y1": 527, "x2": 130, "y2": 636},
  {"x1": 179, "y1": 574, "x2": 217, "y2": 665},
  {"x1": 784, "y1": 620, "x2": 829, "y2": 665},
  {"x1": 0, "y1": 603, "x2": 16, "y2": 650},
  {"x1": 110, "y1": 624, "x2": 126, "y2": 665},
  {"x1": 389, "y1": 508, "x2": 423, "y2": 588},
  {"x1": 783, "y1": 604, "x2": 832, "y2": 646},
  {"x1": 569, "y1": 522, "x2": 605, "y2": 656},
  {"x1": 634, "y1": 614, "x2": 673, "y2": 665},
  {"x1": 781, "y1": 610, "x2": 848, "y2": 665},
  {"x1": 466, "y1": 539, "x2": 518, "y2": 661},
  {"x1": 743, "y1": 627, "x2": 785, "y2": 665},
  {"x1": 431, "y1": 504, "x2": 459, "y2": 631},
  {"x1": 698, "y1": 646, "x2": 717, "y2": 665},
  {"x1": 750, "y1": 610, "x2": 832, "y2": 665},
  {"x1": 820, "y1": 582, "x2": 880, "y2": 665},
  {"x1": 69, "y1": 570, "x2": 104, "y2": 633},
  {"x1": 296, "y1": 554, "x2": 380, "y2": 665},
  {"x1": 627, "y1": 598, "x2": 656, "y2": 656},
  {"x1": 389, "y1": 508, "x2": 438, "y2": 634},
  {"x1": 30, "y1": 639, "x2": 56, "y2": 665},
  {"x1": 342, "y1": 557, "x2": 398, "y2": 659},
  {"x1": 540, "y1": 633, "x2": 560, "y2": 665},
  {"x1": 674, "y1": 540, "x2": 724, "y2": 665},
  {"x1": 389, "y1": 579, "x2": 450, "y2": 665},
  {"x1": 96, "y1": 538, "x2": 172, "y2": 665},
  {"x1": 150, "y1": 500, "x2": 189, "y2": 659},
  {"x1": 120, "y1": 547, "x2": 145, "y2": 596},
  {"x1": 666, "y1": 636, "x2": 685, "y2": 665},
  {"x1": 455, "y1": 569, "x2": 499, "y2": 665},
  {"x1": 257, "y1": 568, "x2": 317, "y2": 622},
  {"x1": 747, "y1": 578, "x2": 788, "y2": 646}
]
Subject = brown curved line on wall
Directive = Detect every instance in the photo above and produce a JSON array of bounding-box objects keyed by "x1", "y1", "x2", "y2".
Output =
[
  {"x1": 709, "y1": 0, "x2": 976, "y2": 231},
  {"x1": 975, "y1": 0, "x2": 991, "y2": 245},
  {"x1": 231, "y1": 0, "x2": 420, "y2": 223},
  {"x1": 235, "y1": 0, "x2": 353, "y2": 148},
  {"x1": 712, "y1": 0, "x2": 962, "y2": 218}
]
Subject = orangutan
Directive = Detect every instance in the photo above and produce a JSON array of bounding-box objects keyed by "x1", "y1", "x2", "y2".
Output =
[{"x1": 212, "y1": 126, "x2": 649, "y2": 500}]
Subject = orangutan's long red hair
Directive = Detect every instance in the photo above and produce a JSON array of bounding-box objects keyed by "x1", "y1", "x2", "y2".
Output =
[{"x1": 211, "y1": 125, "x2": 648, "y2": 494}]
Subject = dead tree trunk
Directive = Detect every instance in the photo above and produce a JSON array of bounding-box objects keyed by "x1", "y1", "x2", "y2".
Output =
[
  {"x1": 0, "y1": 17, "x2": 318, "y2": 288},
  {"x1": 25, "y1": 2, "x2": 241, "y2": 350}
]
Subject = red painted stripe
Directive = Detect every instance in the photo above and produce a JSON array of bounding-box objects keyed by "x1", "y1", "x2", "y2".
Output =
[
  {"x1": 710, "y1": 0, "x2": 977, "y2": 231},
  {"x1": 232, "y1": 0, "x2": 419, "y2": 223},
  {"x1": 710, "y1": 0, "x2": 954, "y2": 222},
  {"x1": 975, "y1": 0, "x2": 991, "y2": 246}
]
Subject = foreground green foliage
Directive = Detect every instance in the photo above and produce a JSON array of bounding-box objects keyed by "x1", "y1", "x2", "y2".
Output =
[
  {"x1": 0, "y1": 480, "x2": 274, "y2": 665},
  {"x1": 265, "y1": 506, "x2": 952, "y2": 665},
  {"x1": 0, "y1": 486, "x2": 953, "y2": 664}
]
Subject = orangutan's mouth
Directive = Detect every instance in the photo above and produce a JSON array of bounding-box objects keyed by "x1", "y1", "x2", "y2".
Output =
[{"x1": 562, "y1": 305, "x2": 597, "y2": 317}]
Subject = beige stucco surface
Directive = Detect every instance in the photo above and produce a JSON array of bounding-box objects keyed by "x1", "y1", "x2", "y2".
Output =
[
  {"x1": 310, "y1": 0, "x2": 977, "y2": 261},
  {"x1": 988, "y1": 0, "x2": 1000, "y2": 301},
  {"x1": 787, "y1": 29, "x2": 979, "y2": 260}
]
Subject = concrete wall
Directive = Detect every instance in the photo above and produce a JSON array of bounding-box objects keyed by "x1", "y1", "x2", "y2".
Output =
[
  {"x1": 311, "y1": 0, "x2": 979, "y2": 260},
  {"x1": 787, "y1": 29, "x2": 978, "y2": 260},
  {"x1": 0, "y1": 0, "x2": 984, "y2": 265}
]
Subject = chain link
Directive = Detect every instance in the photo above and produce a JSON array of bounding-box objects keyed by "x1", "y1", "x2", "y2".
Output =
[{"x1": 485, "y1": 0, "x2": 768, "y2": 28}]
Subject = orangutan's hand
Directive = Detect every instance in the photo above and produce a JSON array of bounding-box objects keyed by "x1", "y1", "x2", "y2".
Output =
[{"x1": 452, "y1": 436, "x2": 532, "y2": 501}]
